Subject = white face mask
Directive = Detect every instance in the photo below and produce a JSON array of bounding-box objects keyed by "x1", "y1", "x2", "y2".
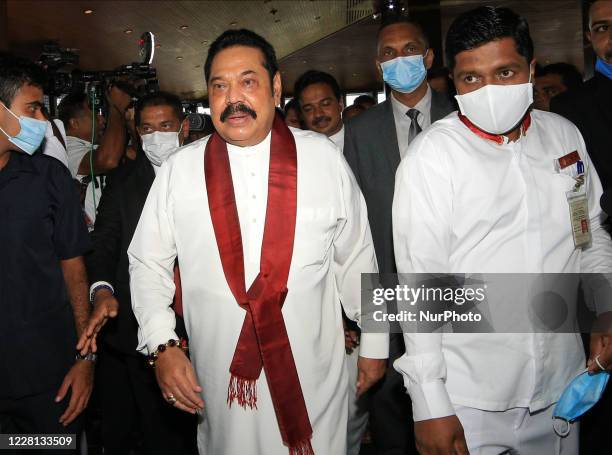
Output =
[
  {"x1": 141, "y1": 125, "x2": 182, "y2": 166},
  {"x1": 455, "y1": 76, "x2": 534, "y2": 135}
]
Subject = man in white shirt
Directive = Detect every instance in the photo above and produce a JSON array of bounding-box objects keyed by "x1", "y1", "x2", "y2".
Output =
[
  {"x1": 393, "y1": 6, "x2": 612, "y2": 455},
  {"x1": 343, "y1": 15, "x2": 454, "y2": 455},
  {"x1": 294, "y1": 70, "x2": 345, "y2": 151},
  {"x1": 128, "y1": 28, "x2": 388, "y2": 455},
  {"x1": 58, "y1": 86, "x2": 131, "y2": 229}
]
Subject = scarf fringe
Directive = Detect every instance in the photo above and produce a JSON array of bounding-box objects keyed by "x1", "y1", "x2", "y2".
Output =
[
  {"x1": 289, "y1": 439, "x2": 315, "y2": 455},
  {"x1": 227, "y1": 374, "x2": 258, "y2": 409}
]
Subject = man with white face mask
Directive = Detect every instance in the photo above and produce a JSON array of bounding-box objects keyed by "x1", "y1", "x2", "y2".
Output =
[
  {"x1": 393, "y1": 6, "x2": 612, "y2": 455},
  {"x1": 84, "y1": 91, "x2": 195, "y2": 455}
]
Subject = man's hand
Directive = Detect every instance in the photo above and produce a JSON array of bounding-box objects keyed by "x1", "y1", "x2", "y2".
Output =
[
  {"x1": 55, "y1": 360, "x2": 94, "y2": 427},
  {"x1": 343, "y1": 318, "x2": 360, "y2": 355},
  {"x1": 155, "y1": 347, "x2": 204, "y2": 414},
  {"x1": 588, "y1": 311, "x2": 612, "y2": 374},
  {"x1": 356, "y1": 356, "x2": 386, "y2": 396},
  {"x1": 76, "y1": 288, "x2": 119, "y2": 355},
  {"x1": 108, "y1": 86, "x2": 132, "y2": 113},
  {"x1": 414, "y1": 415, "x2": 470, "y2": 455}
]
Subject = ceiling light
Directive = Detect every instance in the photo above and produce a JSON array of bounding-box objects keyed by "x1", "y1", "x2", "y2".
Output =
[
  {"x1": 180, "y1": 25, "x2": 189, "y2": 30},
  {"x1": 201, "y1": 40, "x2": 208, "y2": 45},
  {"x1": 83, "y1": 9, "x2": 93, "y2": 15},
  {"x1": 229, "y1": 21, "x2": 238, "y2": 26},
  {"x1": 124, "y1": 29, "x2": 133, "y2": 34},
  {"x1": 176, "y1": 56, "x2": 183, "y2": 60}
]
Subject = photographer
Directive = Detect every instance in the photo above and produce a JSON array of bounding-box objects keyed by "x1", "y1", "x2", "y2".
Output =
[{"x1": 58, "y1": 85, "x2": 131, "y2": 230}]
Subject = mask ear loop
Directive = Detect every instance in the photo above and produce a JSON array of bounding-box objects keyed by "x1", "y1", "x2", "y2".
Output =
[
  {"x1": 553, "y1": 417, "x2": 571, "y2": 437},
  {"x1": 0, "y1": 102, "x2": 20, "y2": 139}
]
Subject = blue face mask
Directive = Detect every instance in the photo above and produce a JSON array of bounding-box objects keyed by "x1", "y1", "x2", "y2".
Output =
[
  {"x1": 552, "y1": 369, "x2": 610, "y2": 436},
  {"x1": 0, "y1": 102, "x2": 47, "y2": 155},
  {"x1": 595, "y1": 58, "x2": 612, "y2": 80},
  {"x1": 381, "y1": 52, "x2": 428, "y2": 94}
]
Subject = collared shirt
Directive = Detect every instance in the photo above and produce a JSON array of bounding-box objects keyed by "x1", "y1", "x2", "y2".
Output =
[
  {"x1": 0, "y1": 152, "x2": 91, "y2": 398},
  {"x1": 66, "y1": 136, "x2": 101, "y2": 228},
  {"x1": 391, "y1": 85, "x2": 432, "y2": 159},
  {"x1": 392, "y1": 110, "x2": 612, "y2": 421},
  {"x1": 328, "y1": 124, "x2": 345, "y2": 153}
]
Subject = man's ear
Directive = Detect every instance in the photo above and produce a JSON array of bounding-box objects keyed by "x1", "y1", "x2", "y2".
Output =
[
  {"x1": 529, "y1": 58, "x2": 537, "y2": 81},
  {"x1": 424, "y1": 48, "x2": 435, "y2": 70},
  {"x1": 376, "y1": 60, "x2": 383, "y2": 79},
  {"x1": 273, "y1": 72, "x2": 282, "y2": 106},
  {"x1": 586, "y1": 30, "x2": 593, "y2": 44},
  {"x1": 68, "y1": 117, "x2": 79, "y2": 133}
]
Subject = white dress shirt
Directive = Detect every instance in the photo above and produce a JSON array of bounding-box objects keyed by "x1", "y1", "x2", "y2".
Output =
[
  {"x1": 329, "y1": 124, "x2": 345, "y2": 153},
  {"x1": 391, "y1": 85, "x2": 432, "y2": 159},
  {"x1": 66, "y1": 136, "x2": 100, "y2": 228},
  {"x1": 42, "y1": 119, "x2": 69, "y2": 168},
  {"x1": 128, "y1": 128, "x2": 387, "y2": 454},
  {"x1": 392, "y1": 110, "x2": 612, "y2": 421}
]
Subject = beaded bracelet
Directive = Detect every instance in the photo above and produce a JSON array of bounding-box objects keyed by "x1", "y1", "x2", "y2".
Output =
[{"x1": 148, "y1": 338, "x2": 188, "y2": 367}]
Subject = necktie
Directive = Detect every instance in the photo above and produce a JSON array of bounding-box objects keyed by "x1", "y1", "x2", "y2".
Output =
[{"x1": 406, "y1": 108, "x2": 422, "y2": 145}]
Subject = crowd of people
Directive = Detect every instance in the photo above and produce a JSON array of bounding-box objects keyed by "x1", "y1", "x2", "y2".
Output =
[{"x1": 0, "y1": 1, "x2": 611, "y2": 455}]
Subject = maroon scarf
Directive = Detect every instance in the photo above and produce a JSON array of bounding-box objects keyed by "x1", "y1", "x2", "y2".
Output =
[{"x1": 204, "y1": 114, "x2": 314, "y2": 455}]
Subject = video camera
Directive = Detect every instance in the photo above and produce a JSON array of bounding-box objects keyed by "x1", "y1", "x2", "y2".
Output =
[{"x1": 40, "y1": 33, "x2": 159, "y2": 110}]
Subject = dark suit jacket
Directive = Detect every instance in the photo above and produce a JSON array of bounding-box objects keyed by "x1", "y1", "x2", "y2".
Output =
[
  {"x1": 87, "y1": 154, "x2": 186, "y2": 355},
  {"x1": 343, "y1": 89, "x2": 454, "y2": 275},
  {"x1": 551, "y1": 72, "x2": 612, "y2": 190}
]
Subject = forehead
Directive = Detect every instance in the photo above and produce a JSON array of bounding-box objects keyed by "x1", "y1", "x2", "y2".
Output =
[
  {"x1": 209, "y1": 45, "x2": 267, "y2": 78},
  {"x1": 12, "y1": 83, "x2": 44, "y2": 104},
  {"x1": 140, "y1": 104, "x2": 179, "y2": 122},
  {"x1": 536, "y1": 73, "x2": 563, "y2": 86},
  {"x1": 590, "y1": 1, "x2": 612, "y2": 25},
  {"x1": 378, "y1": 23, "x2": 423, "y2": 48},
  {"x1": 454, "y1": 37, "x2": 526, "y2": 70},
  {"x1": 301, "y1": 82, "x2": 336, "y2": 102}
]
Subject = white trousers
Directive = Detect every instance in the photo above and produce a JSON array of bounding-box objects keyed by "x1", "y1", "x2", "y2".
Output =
[
  {"x1": 346, "y1": 347, "x2": 368, "y2": 455},
  {"x1": 455, "y1": 404, "x2": 579, "y2": 455}
]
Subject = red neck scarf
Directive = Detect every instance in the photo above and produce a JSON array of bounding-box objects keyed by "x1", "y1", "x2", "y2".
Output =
[{"x1": 204, "y1": 114, "x2": 314, "y2": 455}]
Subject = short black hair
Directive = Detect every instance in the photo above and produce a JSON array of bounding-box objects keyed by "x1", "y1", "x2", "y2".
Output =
[
  {"x1": 134, "y1": 91, "x2": 184, "y2": 127},
  {"x1": 354, "y1": 94, "x2": 376, "y2": 108},
  {"x1": 0, "y1": 53, "x2": 46, "y2": 107},
  {"x1": 284, "y1": 97, "x2": 301, "y2": 114},
  {"x1": 58, "y1": 91, "x2": 88, "y2": 127},
  {"x1": 537, "y1": 63, "x2": 583, "y2": 91},
  {"x1": 378, "y1": 15, "x2": 430, "y2": 49},
  {"x1": 293, "y1": 70, "x2": 341, "y2": 104},
  {"x1": 445, "y1": 6, "x2": 534, "y2": 70},
  {"x1": 204, "y1": 29, "x2": 278, "y2": 88}
]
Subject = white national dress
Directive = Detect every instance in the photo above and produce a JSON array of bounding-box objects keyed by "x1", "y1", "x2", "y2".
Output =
[{"x1": 128, "y1": 127, "x2": 389, "y2": 455}]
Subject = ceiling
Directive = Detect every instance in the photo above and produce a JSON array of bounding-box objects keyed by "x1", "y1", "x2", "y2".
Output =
[
  {"x1": 5, "y1": 0, "x2": 372, "y2": 99},
  {"x1": 4, "y1": 0, "x2": 587, "y2": 101}
]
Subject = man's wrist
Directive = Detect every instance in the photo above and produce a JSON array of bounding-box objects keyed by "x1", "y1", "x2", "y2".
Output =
[
  {"x1": 75, "y1": 352, "x2": 98, "y2": 363},
  {"x1": 89, "y1": 281, "x2": 114, "y2": 303}
]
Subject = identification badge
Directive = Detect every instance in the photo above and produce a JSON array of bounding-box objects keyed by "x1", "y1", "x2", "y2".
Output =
[
  {"x1": 566, "y1": 171, "x2": 591, "y2": 248},
  {"x1": 555, "y1": 150, "x2": 580, "y2": 171}
]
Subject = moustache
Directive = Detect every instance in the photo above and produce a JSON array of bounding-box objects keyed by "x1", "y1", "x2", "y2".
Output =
[
  {"x1": 313, "y1": 116, "x2": 331, "y2": 126},
  {"x1": 220, "y1": 103, "x2": 257, "y2": 122}
]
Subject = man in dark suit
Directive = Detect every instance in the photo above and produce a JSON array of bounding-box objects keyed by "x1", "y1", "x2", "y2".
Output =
[
  {"x1": 86, "y1": 91, "x2": 195, "y2": 454},
  {"x1": 551, "y1": 3, "x2": 612, "y2": 451},
  {"x1": 551, "y1": 0, "x2": 612, "y2": 190},
  {"x1": 343, "y1": 15, "x2": 454, "y2": 455}
]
